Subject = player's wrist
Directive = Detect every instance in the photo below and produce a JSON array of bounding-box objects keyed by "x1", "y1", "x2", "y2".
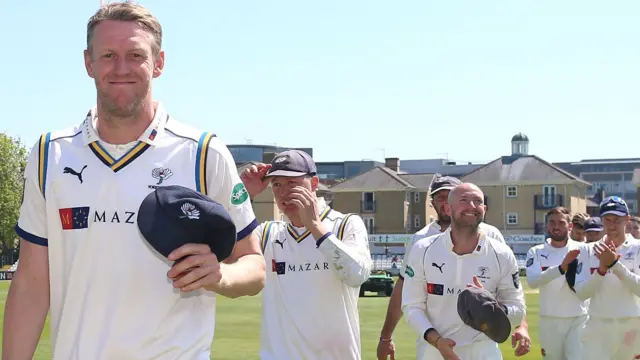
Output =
[{"x1": 379, "y1": 336, "x2": 392, "y2": 342}]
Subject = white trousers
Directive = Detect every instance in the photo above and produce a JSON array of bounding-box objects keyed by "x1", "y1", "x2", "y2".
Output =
[
  {"x1": 538, "y1": 315, "x2": 587, "y2": 360},
  {"x1": 581, "y1": 316, "x2": 640, "y2": 360},
  {"x1": 418, "y1": 340, "x2": 501, "y2": 360}
]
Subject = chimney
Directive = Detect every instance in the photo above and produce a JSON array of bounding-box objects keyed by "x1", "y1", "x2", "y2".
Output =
[
  {"x1": 262, "y1": 152, "x2": 277, "y2": 164},
  {"x1": 385, "y1": 157, "x2": 400, "y2": 172}
]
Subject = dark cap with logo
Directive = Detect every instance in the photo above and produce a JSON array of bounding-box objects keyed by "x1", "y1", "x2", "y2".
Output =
[
  {"x1": 599, "y1": 196, "x2": 629, "y2": 217},
  {"x1": 430, "y1": 174, "x2": 462, "y2": 195},
  {"x1": 265, "y1": 150, "x2": 317, "y2": 178},
  {"x1": 457, "y1": 287, "x2": 512, "y2": 343},
  {"x1": 137, "y1": 185, "x2": 237, "y2": 262},
  {"x1": 584, "y1": 217, "x2": 603, "y2": 232}
]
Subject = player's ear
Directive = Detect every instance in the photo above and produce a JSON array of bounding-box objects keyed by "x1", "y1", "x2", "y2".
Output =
[
  {"x1": 153, "y1": 50, "x2": 165, "y2": 78},
  {"x1": 84, "y1": 49, "x2": 95, "y2": 78},
  {"x1": 310, "y1": 176, "x2": 319, "y2": 192},
  {"x1": 444, "y1": 203, "x2": 452, "y2": 217}
]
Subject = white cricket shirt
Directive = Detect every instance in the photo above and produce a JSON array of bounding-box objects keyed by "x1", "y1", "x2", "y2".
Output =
[
  {"x1": 574, "y1": 235, "x2": 640, "y2": 318},
  {"x1": 400, "y1": 221, "x2": 505, "y2": 278},
  {"x1": 15, "y1": 102, "x2": 258, "y2": 360},
  {"x1": 525, "y1": 239, "x2": 589, "y2": 317},
  {"x1": 257, "y1": 198, "x2": 373, "y2": 360},
  {"x1": 401, "y1": 228, "x2": 526, "y2": 347}
]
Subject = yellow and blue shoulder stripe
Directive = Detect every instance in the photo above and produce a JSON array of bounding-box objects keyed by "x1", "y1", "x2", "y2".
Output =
[
  {"x1": 37, "y1": 132, "x2": 52, "y2": 198},
  {"x1": 195, "y1": 131, "x2": 216, "y2": 195},
  {"x1": 261, "y1": 221, "x2": 275, "y2": 253},
  {"x1": 337, "y1": 213, "x2": 356, "y2": 240}
]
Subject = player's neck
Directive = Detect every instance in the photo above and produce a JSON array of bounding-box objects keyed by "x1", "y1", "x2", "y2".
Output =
[
  {"x1": 549, "y1": 238, "x2": 568, "y2": 248},
  {"x1": 450, "y1": 225, "x2": 479, "y2": 255},
  {"x1": 96, "y1": 101, "x2": 155, "y2": 145}
]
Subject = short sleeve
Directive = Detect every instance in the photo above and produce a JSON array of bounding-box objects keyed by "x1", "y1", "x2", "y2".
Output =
[
  {"x1": 15, "y1": 139, "x2": 48, "y2": 246},
  {"x1": 205, "y1": 137, "x2": 258, "y2": 240}
]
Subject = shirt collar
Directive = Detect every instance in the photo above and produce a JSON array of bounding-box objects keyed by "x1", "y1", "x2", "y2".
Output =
[
  {"x1": 443, "y1": 227, "x2": 487, "y2": 255},
  {"x1": 81, "y1": 101, "x2": 168, "y2": 146}
]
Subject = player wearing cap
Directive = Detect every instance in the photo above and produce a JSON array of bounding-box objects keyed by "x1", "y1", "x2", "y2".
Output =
[
  {"x1": 402, "y1": 183, "x2": 526, "y2": 360},
  {"x1": 584, "y1": 217, "x2": 604, "y2": 243},
  {"x1": 574, "y1": 196, "x2": 640, "y2": 360},
  {"x1": 570, "y1": 213, "x2": 589, "y2": 242},
  {"x1": 524, "y1": 207, "x2": 588, "y2": 360},
  {"x1": 3, "y1": 4, "x2": 265, "y2": 360},
  {"x1": 626, "y1": 216, "x2": 640, "y2": 240},
  {"x1": 240, "y1": 150, "x2": 373, "y2": 360},
  {"x1": 377, "y1": 175, "x2": 531, "y2": 360}
]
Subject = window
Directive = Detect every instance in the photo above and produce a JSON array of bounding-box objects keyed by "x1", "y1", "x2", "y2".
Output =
[
  {"x1": 362, "y1": 192, "x2": 375, "y2": 212},
  {"x1": 506, "y1": 186, "x2": 517, "y2": 197},
  {"x1": 414, "y1": 192, "x2": 420, "y2": 203},
  {"x1": 414, "y1": 215, "x2": 421, "y2": 228},
  {"x1": 507, "y1": 213, "x2": 518, "y2": 225},
  {"x1": 363, "y1": 217, "x2": 375, "y2": 234},
  {"x1": 542, "y1": 185, "x2": 557, "y2": 207}
]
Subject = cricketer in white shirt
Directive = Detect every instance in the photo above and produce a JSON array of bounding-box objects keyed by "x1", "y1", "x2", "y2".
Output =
[
  {"x1": 574, "y1": 234, "x2": 640, "y2": 360},
  {"x1": 399, "y1": 221, "x2": 506, "y2": 359},
  {"x1": 14, "y1": 103, "x2": 259, "y2": 360},
  {"x1": 257, "y1": 197, "x2": 373, "y2": 360},
  {"x1": 525, "y1": 238, "x2": 589, "y2": 360},
  {"x1": 402, "y1": 228, "x2": 526, "y2": 359}
]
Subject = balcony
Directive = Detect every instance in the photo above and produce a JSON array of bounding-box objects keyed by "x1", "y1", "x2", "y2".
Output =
[
  {"x1": 534, "y1": 194, "x2": 563, "y2": 209},
  {"x1": 361, "y1": 200, "x2": 376, "y2": 213}
]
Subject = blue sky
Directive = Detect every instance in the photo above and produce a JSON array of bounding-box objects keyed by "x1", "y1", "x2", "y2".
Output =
[{"x1": 1, "y1": 1, "x2": 639, "y2": 164}]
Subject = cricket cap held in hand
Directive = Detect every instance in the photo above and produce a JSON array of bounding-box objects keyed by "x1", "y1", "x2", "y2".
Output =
[
  {"x1": 265, "y1": 150, "x2": 317, "y2": 178},
  {"x1": 457, "y1": 286, "x2": 512, "y2": 343},
  {"x1": 137, "y1": 185, "x2": 237, "y2": 262}
]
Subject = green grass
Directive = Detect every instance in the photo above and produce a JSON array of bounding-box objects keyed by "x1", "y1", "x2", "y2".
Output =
[{"x1": 0, "y1": 280, "x2": 540, "y2": 360}]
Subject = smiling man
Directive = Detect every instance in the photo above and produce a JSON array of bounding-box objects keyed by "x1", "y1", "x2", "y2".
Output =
[
  {"x1": 2, "y1": 4, "x2": 265, "y2": 360},
  {"x1": 241, "y1": 150, "x2": 373, "y2": 360},
  {"x1": 402, "y1": 183, "x2": 526, "y2": 360}
]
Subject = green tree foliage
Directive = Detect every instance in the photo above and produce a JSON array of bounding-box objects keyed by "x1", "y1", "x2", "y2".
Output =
[{"x1": 0, "y1": 133, "x2": 28, "y2": 250}]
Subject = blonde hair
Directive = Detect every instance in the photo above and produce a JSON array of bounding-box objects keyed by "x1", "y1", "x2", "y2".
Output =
[{"x1": 86, "y1": 2, "x2": 162, "y2": 57}]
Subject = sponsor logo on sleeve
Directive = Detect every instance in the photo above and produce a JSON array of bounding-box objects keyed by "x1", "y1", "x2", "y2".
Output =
[
  {"x1": 231, "y1": 183, "x2": 249, "y2": 205},
  {"x1": 405, "y1": 265, "x2": 415, "y2": 278}
]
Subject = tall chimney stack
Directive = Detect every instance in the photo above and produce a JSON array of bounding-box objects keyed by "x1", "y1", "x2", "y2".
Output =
[{"x1": 385, "y1": 157, "x2": 400, "y2": 172}]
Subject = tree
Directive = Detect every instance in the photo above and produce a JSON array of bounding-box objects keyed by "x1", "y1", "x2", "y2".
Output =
[{"x1": 0, "y1": 132, "x2": 28, "y2": 250}]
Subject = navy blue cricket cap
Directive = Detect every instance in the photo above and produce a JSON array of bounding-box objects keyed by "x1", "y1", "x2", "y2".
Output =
[
  {"x1": 584, "y1": 217, "x2": 603, "y2": 232},
  {"x1": 137, "y1": 185, "x2": 237, "y2": 262},
  {"x1": 265, "y1": 150, "x2": 317, "y2": 178},
  {"x1": 430, "y1": 174, "x2": 462, "y2": 195},
  {"x1": 457, "y1": 287, "x2": 512, "y2": 343},
  {"x1": 599, "y1": 196, "x2": 629, "y2": 217}
]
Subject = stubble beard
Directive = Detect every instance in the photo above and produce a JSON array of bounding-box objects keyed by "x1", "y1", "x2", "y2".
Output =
[
  {"x1": 452, "y1": 213, "x2": 481, "y2": 232},
  {"x1": 549, "y1": 231, "x2": 568, "y2": 242},
  {"x1": 97, "y1": 85, "x2": 148, "y2": 124}
]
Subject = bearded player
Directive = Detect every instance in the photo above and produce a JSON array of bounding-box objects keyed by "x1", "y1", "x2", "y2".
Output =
[{"x1": 525, "y1": 207, "x2": 588, "y2": 359}]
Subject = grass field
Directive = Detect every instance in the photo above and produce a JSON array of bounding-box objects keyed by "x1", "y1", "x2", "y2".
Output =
[{"x1": 0, "y1": 280, "x2": 541, "y2": 360}]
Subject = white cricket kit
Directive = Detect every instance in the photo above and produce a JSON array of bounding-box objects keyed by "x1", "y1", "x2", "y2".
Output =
[
  {"x1": 525, "y1": 239, "x2": 588, "y2": 360},
  {"x1": 257, "y1": 198, "x2": 373, "y2": 360},
  {"x1": 399, "y1": 221, "x2": 505, "y2": 359},
  {"x1": 15, "y1": 102, "x2": 258, "y2": 360},
  {"x1": 402, "y1": 228, "x2": 526, "y2": 360},
  {"x1": 574, "y1": 235, "x2": 640, "y2": 360}
]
